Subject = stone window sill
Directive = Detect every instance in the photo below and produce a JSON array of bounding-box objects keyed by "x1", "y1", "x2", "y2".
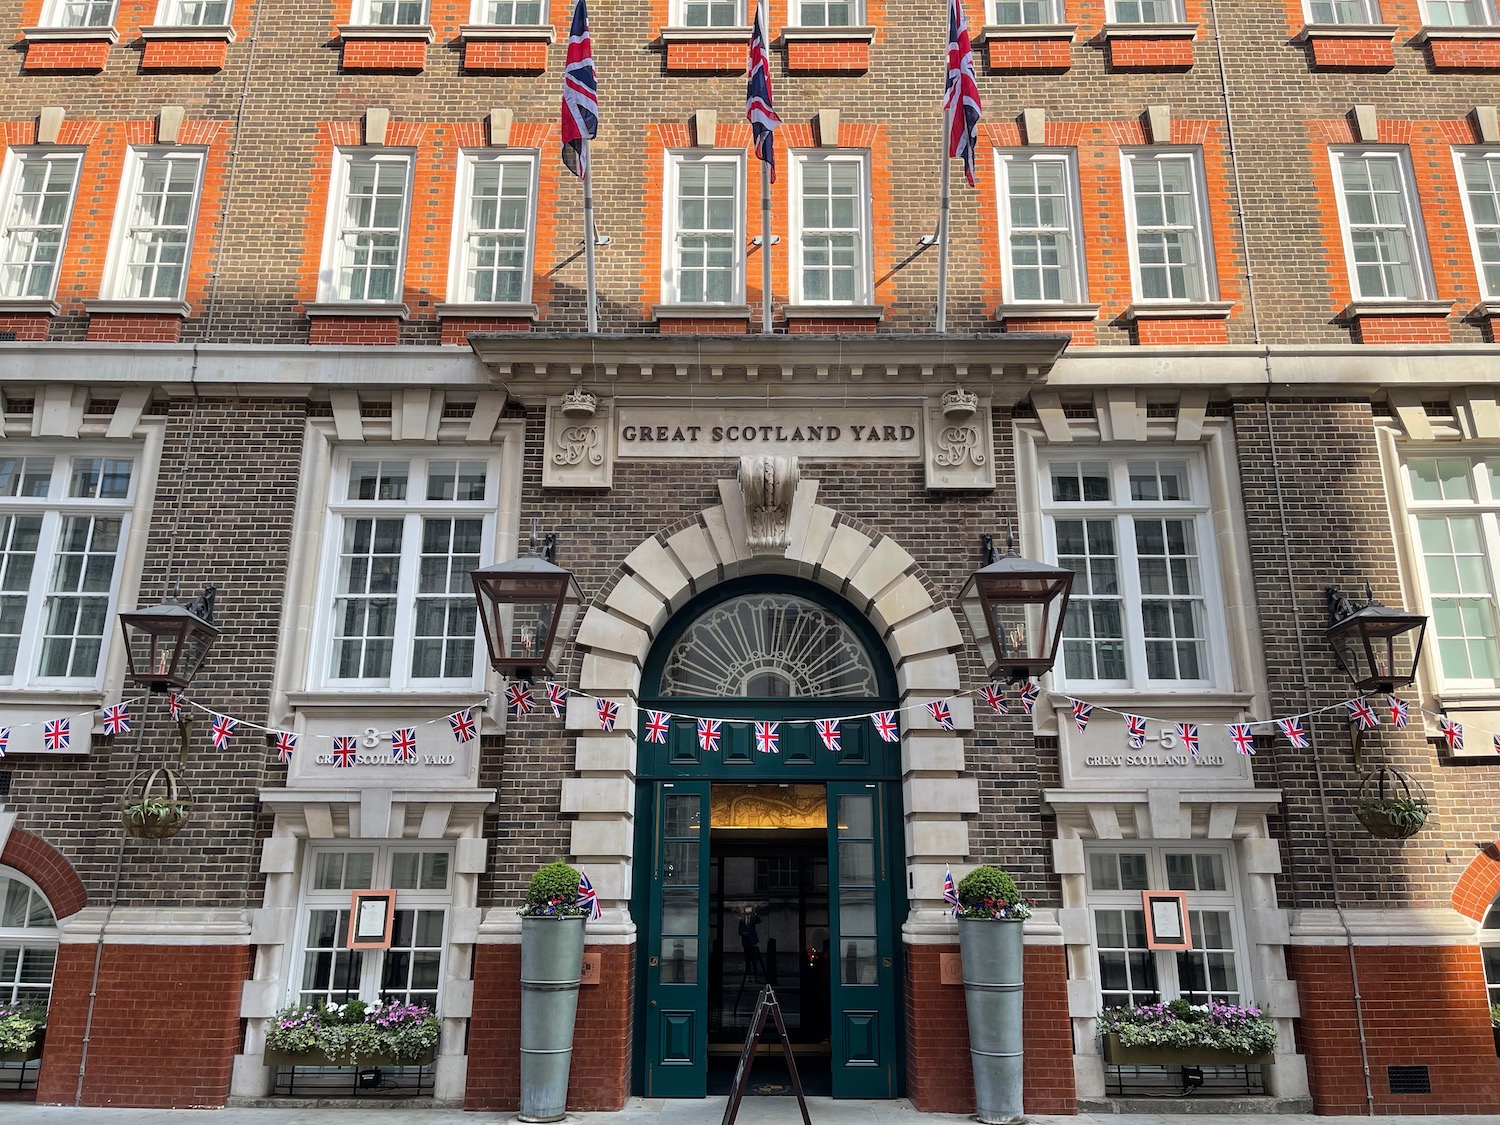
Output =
[
  {"x1": 337, "y1": 23, "x2": 435, "y2": 40},
  {"x1": 1475, "y1": 300, "x2": 1500, "y2": 316},
  {"x1": 1412, "y1": 24, "x2": 1500, "y2": 41},
  {"x1": 979, "y1": 23, "x2": 1076, "y2": 40},
  {"x1": 783, "y1": 303, "x2": 883, "y2": 320},
  {"x1": 138, "y1": 23, "x2": 235, "y2": 40},
  {"x1": 657, "y1": 25, "x2": 750, "y2": 42},
  {"x1": 1123, "y1": 301, "x2": 1233, "y2": 320},
  {"x1": 284, "y1": 689, "x2": 488, "y2": 712},
  {"x1": 304, "y1": 301, "x2": 409, "y2": 317},
  {"x1": 1293, "y1": 22, "x2": 1397, "y2": 41},
  {"x1": 458, "y1": 23, "x2": 554, "y2": 41},
  {"x1": 779, "y1": 25, "x2": 875, "y2": 42},
  {"x1": 19, "y1": 25, "x2": 119, "y2": 41},
  {"x1": 996, "y1": 302, "x2": 1098, "y2": 320},
  {"x1": 84, "y1": 299, "x2": 190, "y2": 317},
  {"x1": 0, "y1": 298, "x2": 60, "y2": 316},
  {"x1": 653, "y1": 303, "x2": 751, "y2": 320},
  {"x1": 1099, "y1": 21, "x2": 1197, "y2": 40},
  {"x1": 435, "y1": 302, "x2": 538, "y2": 319},
  {"x1": 1341, "y1": 299, "x2": 1452, "y2": 319}
]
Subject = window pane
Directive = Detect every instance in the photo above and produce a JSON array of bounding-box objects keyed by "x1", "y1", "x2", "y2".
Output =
[{"x1": 1, "y1": 155, "x2": 80, "y2": 299}]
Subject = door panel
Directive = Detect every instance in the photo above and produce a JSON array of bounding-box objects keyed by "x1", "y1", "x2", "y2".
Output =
[
  {"x1": 827, "y1": 782, "x2": 897, "y2": 1097},
  {"x1": 643, "y1": 781, "x2": 710, "y2": 1097}
]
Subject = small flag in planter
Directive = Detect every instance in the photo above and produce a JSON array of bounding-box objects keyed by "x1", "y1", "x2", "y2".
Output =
[
  {"x1": 644, "y1": 710, "x2": 670, "y2": 744},
  {"x1": 506, "y1": 682, "x2": 534, "y2": 717},
  {"x1": 391, "y1": 727, "x2": 418, "y2": 763},
  {"x1": 1346, "y1": 697, "x2": 1380, "y2": 732},
  {"x1": 101, "y1": 703, "x2": 131, "y2": 736},
  {"x1": 332, "y1": 735, "x2": 358, "y2": 767},
  {"x1": 597, "y1": 698, "x2": 619, "y2": 732},
  {"x1": 942, "y1": 866, "x2": 961, "y2": 918},
  {"x1": 448, "y1": 708, "x2": 477, "y2": 744},
  {"x1": 547, "y1": 682, "x2": 568, "y2": 718},
  {"x1": 1389, "y1": 696, "x2": 1409, "y2": 729},
  {"x1": 1440, "y1": 717, "x2": 1463, "y2": 751},
  {"x1": 1228, "y1": 723, "x2": 1256, "y2": 756},
  {"x1": 1277, "y1": 717, "x2": 1309, "y2": 748},
  {"x1": 1018, "y1": 681, "x2": 1040, "y2": 715},
  {"x1": 815, "y1": 718, "x2": 841, "y2": 752},
  {"x1": 1175, "y1": 722, "x2": 1199, "y2": 756},
  {"x1": 981, "y1": 682, "x2": 1008, "y2": 714},
  {"x1": 577, "y1": 868, "x2": 602, "y2": 921},
  {"x1": 754, "y1": 720, "x2": 780, "y2": 754},
  {"x1": 926, "y1": 700, "x2": 955, "y2": 730},
  {"x1": 872, "y1": 710, "x2": 900, "y2": 743},
  {"x1": 1071, "y1": 699, "x2": 1092, "y2": 733},
  {"x1": 210, "y1": 713, "x2": 238, "y2": 750},
  {"x1": 43, "y1": 717, "x2": 70, "y2": 751},
  {"x1": 1125, "y1": 714, "x2": 1148, "y2": 749},
  {"x1": 274, "y1": 731, "x2": 298, "y2": 765}
]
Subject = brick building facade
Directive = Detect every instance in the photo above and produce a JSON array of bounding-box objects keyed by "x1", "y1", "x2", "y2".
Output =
[{"x1": 1, "y1": 0, "x2": 1499, "y2": 1114}]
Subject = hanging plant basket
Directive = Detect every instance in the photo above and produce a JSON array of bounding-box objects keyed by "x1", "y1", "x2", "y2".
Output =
[
  {"x1": 1353, "y1": 765, "x2": 1429, "y2": 840},
  {"x1": 121, "y1": 766, "x2": 191, "y2": 839}
]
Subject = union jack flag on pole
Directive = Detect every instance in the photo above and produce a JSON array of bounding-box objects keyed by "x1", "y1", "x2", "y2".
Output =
[
  {"x1": 448, "y1": 708, "x2": 477, "y2": 744},
  {"x1": 942, "y1": 866, "x2": 961, "y2": 918},
  {"x1": 560, "y1": 0, "x2": 598, "y2": 179},
  {"x1": 332, "y1": 735, "x2": 358, "y2": 767},
  {"x1": 698, "y1": 718, "x2": 722, "y2": 754},
  {"x1": 815, "y1": 718, "x2": 841, "y2": 752},
  {"x1": 943, "y1": 0, "x2": 982, "y2": 187},
  {"x1": 1278, "y1": 716, "x2": 1310, "y2": 749},
  {"x1": 597, "y1": 698, "x2": 619, "y2": 732},
  {"x1": 754, "y1": 720, "x2": 780, "y2": 754},
  {"x1": 101, "y1": 703, "x2": 131, "y2": 736},
  {"x1": 577, "y1": 868, "x2": 602, "y2": 921},
  {"x1": 981, "y1": 682, "x2": 1008, "y2": 715},
  {"x1": 1125, "y1": 714, "x2": 1148, "y2": 749},
  {"x1": 210, "y1": 713, "x2": 238, "y2": 750},
  {"x1": 274, "y1": 731, "x2": 298, "y2": 765},
  {"x1": 872, "y1": 710, "x2": 900, "y2": 743},
  {"x1": 391, "y1": 727, "x2": 418, "y2": 763},
  {"x1": 644, "y1": 710, "x2": 670, "y2": 744},
  {"x1": 1228, "y1": 723, "x2": 1256, "y2": 756},
  {"x1": 746, "y1": 0, "x2": 782, "y2": 182},
  {"x1": 1346, "y1": 697, "x2": 1380, "y2": 732}
]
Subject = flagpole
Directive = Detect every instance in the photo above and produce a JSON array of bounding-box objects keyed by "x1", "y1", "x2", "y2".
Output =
[
  {"x1": 760, "y1": 161, "x2": 773, "y2": 333},
  {"x1": 582, "y1": 138, "x2": 598, "y2": 334},
  {"x1": 936, "y1": 99, "x2": 952, "y2": 334}
]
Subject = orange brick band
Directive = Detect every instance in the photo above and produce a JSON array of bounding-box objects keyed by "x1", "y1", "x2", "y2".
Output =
[
  {"x1": 1002, "y1": 317, "x2": 1096, "y2": 344},
  {"x1": 308, "y1": 315, "x2": 403, "y2": 345},
  {"x1": 463, "y1": 39, "x2": 548, "y2": 72},
  {"x1": 1426, "y1": 36, "x2": 1500, "y2": 69},
  {"x1": 341, "y1": 38, "x2": 427, "y2": 72},
  {"x1": 1308, "y1": 36, "x2": 1395, "y2": 69},
  {"x1": 0, "y1": 312, "x2": 53, "y2": 341},
  {"x1": 664, "y1": 40, "x2": 744, "y2": 72},
  {"x1": 140, "y1": 38, "x2": 229, "y2": 71},
  {"x1": 786, "y1": 317, "x2": 879, "y2": 334},
  {"x1": 1133, "y1": 316, "x2": 1230, "y2": 345},
  {"x1": 86, "y1": 313, "x2": 184, "y2": 343},
  {"x1": 439, "y1": 316, "x2": 533, "y2": 345},
  {"x1": 1350, "y1": 313, "x2": 1451, "y2": 345},
  {"x1": 1105, "y1": 36, "x2": 1194, "y2": 70},
  {"x1": 658, "y1": 316, "x2": 748, "y2": 334},
  {"x1": 785, "y1": 39, "x2": 870, "y2": 73},
  {"x1": 22, "y1": 38, "x2": 111, "y2": 71},
  {"x1": 986, "y1": 37, "x2": 1072, "y2": 72}
]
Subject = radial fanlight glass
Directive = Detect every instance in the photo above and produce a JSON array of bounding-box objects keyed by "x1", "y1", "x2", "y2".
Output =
[
  {"x1": 958, "y1": 549, "x2": 1074, "y2": 682},
  {"x1": 1324, "y1": 588, "x2": 1428, "y2": 695},
  {"x1": 118, "y1": 601, "x2": 220, "y2": 691},
  {"x1": 470, "y1": 556, "x2": 584, "y2": 679}
]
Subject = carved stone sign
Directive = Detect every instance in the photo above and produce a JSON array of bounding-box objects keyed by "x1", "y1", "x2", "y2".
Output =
[
  {"x1": 284, "y1": 713, "x2": 479, "y2": 789},
  {"x1": 1057, "y1": 708, "x2": 1255, "y2": 790},
  {"x1": 614, "y1": 407, "x2": 922, "y2": 458}
]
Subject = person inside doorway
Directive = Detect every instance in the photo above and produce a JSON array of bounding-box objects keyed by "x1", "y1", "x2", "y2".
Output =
[{"x1": 738, "y1": 905, "x2": 765, "y2": 981}]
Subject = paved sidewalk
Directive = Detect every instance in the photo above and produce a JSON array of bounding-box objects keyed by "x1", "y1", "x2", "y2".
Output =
[{"x1": 4, "y1": 1104, "x2": 1500, "y2": 1125}]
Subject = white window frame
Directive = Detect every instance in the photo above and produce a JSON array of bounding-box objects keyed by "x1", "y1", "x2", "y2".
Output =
[
  {"x1": 995, "y1": 148, "x2": 1086, "y2": 305},
  {"x1": 469, "y1": 0, "x2": 545, "y2": 22},
  {"x1": 446, "y1": 150, "x2": 537, "y2": 306},
  {"x1": 992, "y1": 0, "x2": 1064, "y2": 22},
  {"x1": 38, "y1": 0, "x2": 117, "y2": 28},
  {"x1": 0, "y1": 868, "x2": 59, "y2": 1010},
  {"x1": 789, "y1": 149, "x2": 872, "y2": 306},
  {"x1": 1303, "y1": 0, "x2": 1381, "y2": 22},
  {"x1": 1420, "y1": 0, "x2": 1498, "y2": 24},
  {"x1": 99, "y1": 148, "x2": 205, "y2": 303},
  {"x1": 150, "y1": 0, "x2": 232, "y2": 24},
  {"x1": 1121, "y1": 149, "x2": 1216, "y2": 304},
  {"x1": 661, "y1": 150, "x2": 745, "y2": 306},
  {"x1": 349, "y1": 0, "x2": 428, "y2": 25},
  {"x1": 1455, "y1": 148, "x2": 1500, "y2": 301},
  {"x1": 0, "y1": 449, "x2": 139, "y2": 691},
  {"x1": 1085, "y1": 844, "x2": 1253, "y2": 1011},
  {"x1": 790, "y1": 0, "x2": 862, "y2": 26},
  {"x1": 317, "y1": 149, "x2": 414, "y2": 305},
  {"x1": 1399, "y1": 451, "x2": 1500, "y2": 693},
  {"x1": 1041, "y1": 450, "x2": 1229, "y2": 693},
  {"x1": 289, "y1": 843, "x2": 453, "y2": 1013},
  {"x1": 0, "y1": 148, "x2": 83, "y2": 302},
  {"x1": 1108, "y1": 0, "x2": 1185, "y2": 22},
  {"x1": 310, "y1": 451, "x2": 498, "y2": 692},
  {"x1": 1482, "y1": 899, "x2": 1500, "y2": 1009},
  {"x1": 672, "y1": 0, "x2": 743, "y2": 26},
  {"x1": 1330, "y1": 147, "x2": 1433, "y2": 302}
]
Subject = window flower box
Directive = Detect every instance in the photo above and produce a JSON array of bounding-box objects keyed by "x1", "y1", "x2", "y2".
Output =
[
  {"x1": 263, "y1": 1042, "x2": 436, "y2": 1068},
  {"x1": 264, "y1": 999, "x2": 440, "y2": 1067},
  {"x1": 1101, "y1": 1031, "x2": 1272, "y2": 1067},
  {"x1": 1098, "y1": 999, "x2": 1277, "y2": 1067},
  {"x1": 0, "y1": 1008, "x2": 45, "y2": 1063}
]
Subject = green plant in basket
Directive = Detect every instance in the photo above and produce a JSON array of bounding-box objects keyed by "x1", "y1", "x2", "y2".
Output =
[
  {"x1": 956, "y1": 864, "x2": 1033, "y2": 921},
  {"x1": 124, "y1": 795, "x2": 190, "y2": 826},
  {"x1": 518, "y1": 860, "x2": 587, "y2": 917}
]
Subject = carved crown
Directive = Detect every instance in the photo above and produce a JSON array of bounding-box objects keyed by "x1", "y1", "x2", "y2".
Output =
[
  {"x1": 942, "y1": 386, "x2": 978, "y2": 419},
  {"x1": 560, "y1": 387, "x2": 598, "y2": 418}
]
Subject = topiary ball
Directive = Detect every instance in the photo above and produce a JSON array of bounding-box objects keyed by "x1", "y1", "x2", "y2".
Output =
[
  {"x1": 956, "y1": 865, "x2": 1020, "y2": 910},
  {"x1": 526, "y1": 861, "x2": 582, "y2": 909}
]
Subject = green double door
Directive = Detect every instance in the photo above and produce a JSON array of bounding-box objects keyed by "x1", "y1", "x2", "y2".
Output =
[{"x1": 638, "y1": 778, "x2": 900, "y2": 1099}]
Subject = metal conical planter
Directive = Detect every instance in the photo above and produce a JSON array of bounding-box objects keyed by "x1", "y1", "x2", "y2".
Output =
[
  {"x1": 958, "y1": 917, "x2": 1024, "y2": 1125},
  {"x1": 518, "y1": 914, "x2": 586, "y2": 1122}
]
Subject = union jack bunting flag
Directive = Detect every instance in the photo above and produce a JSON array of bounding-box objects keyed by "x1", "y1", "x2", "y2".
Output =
[
  {"x1": 210, "y1": 713, "x2": 238, "y2": 750},
  {"x1": 926, "y1": 700, "x2": 955, "y2": 730},
  {"x1": 698, "y1": 717, "x2": 722, "y2": 754},
  {"x1": 1071, "y1": 699, "x2": 1092, "y2": 733},
  {"x1": 1228, "y1": 722, "x2": 1256, "y2": 756},
  {"x1": 981, "y1": 682, "x2": 1008, "y2": 715},
  {"x1": 1493, "y1": 732, "x2": 1500, "y2": 754},
  {"x1": 1175, "y1": 722, "x2": 1199, "y2": 756},
  {"x1": 1346, "y1": 697, "x2": 1380, "y2": 732},
  {"x1": 942, "y1": 866, "x2": 961, "y2": 918},
  {"x1": 0, "y1": 727, "x2": 9, "y2": 757},
  {"x1": 943, "y1": 0, "x2": 983, "y2": 187},
  {"x1": 815, "y1": 718, "x2": 841, "y2": 752},
  {"x1": 506, "y1": 682, "x2": 534, "y2": 717},
  {"x1": 560, "y1": 0, "x2": 598, "y2": 179},
  {"x1": 873, "y1": 710, "x2": 900, "y2": 743},
  {"x1": 43, "y1": 718, "x2": 69, "y2": 751},
  {"x1": 644, "y1": 710, "x2": 670, "y2": 744},
  {"x1": 597, "y1": 698, "x2": 619, "y2": 732},
  {"x1": 391, "y1": 727, "x2": 418, "y2": 763},
  {"x1": 274, "y1": 731, "x2": 298, "y2": 765},
  {"x1": 746, "y1": 0, "x2": 782, "y2": 182},
  {"x1": 1125, "y1": 714, "x2": 1148, "y2": 749},
  {"x1": 168, "y1": 691, "x2": 185, "y2": 722},
  {"x1": 754, "y1": 720, "x2": 780, "y2": 754},
  {"x1": 332, "y1": 735, "x2": 358, "y2": 767},
  {"x1": 448, "y1": 708, "x2": 477, "y2": 744},
  {"x1": 547, "y1": 682, "x2": 569, "y2": 718},
  {"x1": 1018, "y1": 680, "x2": 1040, "y2": 715},
  {"x1": 1440, "y1": 717, "x2": 1464, "y2": 751},
  {"x1": 577, "y1": 868, "x2": 602, "y2": 921},
  {"x1": 101, "y1": 703, "x2": 130, "y2": 736},
  {"x1": 1277, "y1": 716, "x2": 1309, "y2": 749},
  {"x1": 1389, "y1": 696, "x2": 1410, "y2": 729}
]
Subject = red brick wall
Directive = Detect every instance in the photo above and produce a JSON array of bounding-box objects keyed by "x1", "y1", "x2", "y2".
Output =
[
  {"x1": 1105, "y1": 36, "x2": 1195, "y2": 70},
  {"x1": 36, "y1": 944, "x2": 250, "y2": 1107},
  {"x1": 306, "y1": 315, "x2": 402, "y2": 346},
  {"x1": 465, "y1": 942, "x2": 632, "y2": 1112},
  {"x1": 905, "y1": 943, "x2": 1075, "y2": 1115},
  {"x1": 140, "y1": 38, "x2": 230, "y2": 71},
  {"x1": 86, "y1": 313, "x2": 184, "y2": 342},
  {"x1": 986, "y1": 37, "x2": 1072, "y2": 72},
  {"x1": 463, "y1": 39, "x2": 548, "y2": 72},
  {"x1": 1288, "y1": 944, "x2": 1500, "y2": 1114},
  {"x1": 785, "y1": 40, "x2": 870, "y2": 73},
  {"x1": 0, "y1": 312, "x2": 52, "y2": 341},
  {"x1": 1350, "y1": 314, "x2": 1452, "y2": 345},
  {"x1": 1452, "y1": 844, "x2": 1500, "y2": 921},
  {"x1": 21, "y1": 39, "x2": 111, "y2": 72},
  {"x1": 1308, "y1": 37, "x2": 1396, "y2": 70},
  {"x1": 1427, "y1": 37, "x2": 1500, "y2": 69},
  {"x1": 340, "y1": 39, "x2": 428, "y2": 72}
]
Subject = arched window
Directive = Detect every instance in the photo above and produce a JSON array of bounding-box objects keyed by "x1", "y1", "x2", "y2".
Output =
[
  {"x1": 1482, "y1": 898, "x2": 1500, "y2": 1009},
  {"x1": 0, "y1": 868, "x2": 59, "y2": 1009}
]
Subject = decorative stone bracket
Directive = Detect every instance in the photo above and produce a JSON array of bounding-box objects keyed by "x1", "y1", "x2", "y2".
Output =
[{"x1": 739, "y1": 455, "x2": 800, "y2": 553}]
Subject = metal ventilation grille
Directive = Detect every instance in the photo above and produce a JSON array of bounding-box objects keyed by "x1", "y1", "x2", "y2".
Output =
[
  {"x1": 0, "y1": 771, "x2": 10, "y2": 797},
  {"x1": 1388, "y1": 1065, "x2": 1431, "y2": 1095}
]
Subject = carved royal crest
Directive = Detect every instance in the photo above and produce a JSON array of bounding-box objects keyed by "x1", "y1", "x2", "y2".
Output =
[{"x1": 942, "y1": 385, "x2": 979, "y2": 419}]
